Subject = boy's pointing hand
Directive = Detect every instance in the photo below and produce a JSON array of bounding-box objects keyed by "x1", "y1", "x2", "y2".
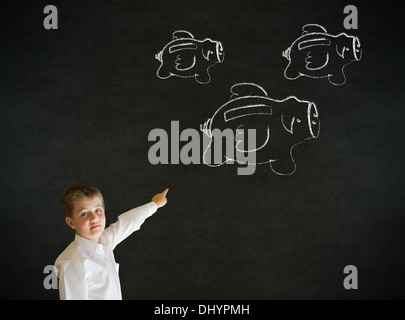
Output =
[{"x1": 152, "y1": 188, "x2": 169, "y2": 208}]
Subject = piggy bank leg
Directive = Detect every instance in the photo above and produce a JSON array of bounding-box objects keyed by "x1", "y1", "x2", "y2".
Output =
[
  {"x1": 195, "y1": 70, "x2": 211, "y2": 84},
  {"x1": 269, "y1": 150, "x2": 297, "y2": 176},
  {"x1": 284, "y1": 62, "x2": 301, "y2": 80},
  {"x1": 156, "y1": 64, "x2": 172, "y2": 79},
  {"x1": 202, "y1": 138, "x2": 228, "y2": 167},
  {"x1": 328, "y1": 70, "x2": 347, "y2": 85}
]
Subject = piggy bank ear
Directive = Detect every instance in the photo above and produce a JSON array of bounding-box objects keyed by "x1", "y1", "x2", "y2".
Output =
[
  {"x1": 201, "y1": 46, "x2": 212, "y2": 61},
  {"x1": 335, "y1": 39, "x2": 350, "y2": 58},
  {"x1": 281, "y1": 110, "x2": 296, "y2": 134}
]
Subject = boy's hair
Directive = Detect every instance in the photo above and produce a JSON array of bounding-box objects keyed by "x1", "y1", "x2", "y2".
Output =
[{"x1": 61, "y1": 185, "x2": 104, "y2": 218}]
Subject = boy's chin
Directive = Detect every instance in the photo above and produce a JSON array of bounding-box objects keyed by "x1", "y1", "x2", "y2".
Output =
[
  {"x1": 90, "y1": 225, "x2": 103, "y2": 232},
  {"x1": 89, "y1": 226, "x2": 105, "y2": 235},
  {"x1": 78, "y1": 226, "x2": 105, "y2": 241}
]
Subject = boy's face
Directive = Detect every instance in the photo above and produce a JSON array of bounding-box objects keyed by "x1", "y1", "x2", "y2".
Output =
[{"x1": 65, "y1": 196, "x2": 106, "y2": 243}]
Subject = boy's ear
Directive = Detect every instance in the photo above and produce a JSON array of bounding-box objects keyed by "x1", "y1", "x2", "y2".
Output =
[{"x1": 65, "y1": 217, "x2": 76, "y2": 229}]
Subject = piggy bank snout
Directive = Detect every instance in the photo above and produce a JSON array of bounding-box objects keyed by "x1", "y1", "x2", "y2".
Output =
[
  {"x1": 353, "y1": 36, "x2": 362, "y2": 61},
  {"x1": 308, "y1": 102, "x2": 320, "y2": 138},
  {"x1": 202, "y1": 40, "x2": 224, "y2": 63},
  {"x1": 216, "y1": 41, "x2": 224, "y2": 63}
]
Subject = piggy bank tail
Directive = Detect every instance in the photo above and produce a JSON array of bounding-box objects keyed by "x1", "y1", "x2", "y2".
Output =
[
  {"x1": 200, "y1": 118, "x2": 212, "y2": 138},
  {"x1": 155, "y1": 50, "x2": 163, "y2": 62},
  {"x1": 282, "y1": 47, "x2": 291, "y2": 60}
]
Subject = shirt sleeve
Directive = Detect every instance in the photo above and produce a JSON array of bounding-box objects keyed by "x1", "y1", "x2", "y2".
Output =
[
  {"x1": 56, "y1": 259, "x2": 89, "y2": 300},
  {"x1": 102, "y1": 201, "x2": 158, "y2": 250}
]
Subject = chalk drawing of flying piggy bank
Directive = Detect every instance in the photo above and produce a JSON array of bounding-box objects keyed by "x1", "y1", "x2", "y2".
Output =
[
  {"x1": 200, "y1": 83, "x2": 320, "y2": 175},
  {"x1": 282, "y1": 24, "x2": 362, "y2": 85},
  {"x1": 155, "y1": 30, "x2": 224, "y2": 84}
]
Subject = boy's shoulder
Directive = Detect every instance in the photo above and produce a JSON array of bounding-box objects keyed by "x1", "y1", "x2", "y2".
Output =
[{"x1": 54, "y1": 240, "x2": 86, "y2": 272}]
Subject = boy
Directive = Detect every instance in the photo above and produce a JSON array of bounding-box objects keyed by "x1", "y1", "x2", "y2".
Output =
[{"x1": 54, "y1": 185, "x2": 169, "y2": 300}]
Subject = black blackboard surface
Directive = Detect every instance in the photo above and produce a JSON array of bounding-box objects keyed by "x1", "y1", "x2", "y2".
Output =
[{"x1": 1, "y1": 0, "x2": 404, "y2": 300}]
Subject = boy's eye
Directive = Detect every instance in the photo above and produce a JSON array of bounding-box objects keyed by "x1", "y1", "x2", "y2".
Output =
[
  {"x1": 96, "y1": 209, "x2": 102, "y2": 213},
  {"x1": 81, "y1": 212, "x2": 88, "y2": 217}
]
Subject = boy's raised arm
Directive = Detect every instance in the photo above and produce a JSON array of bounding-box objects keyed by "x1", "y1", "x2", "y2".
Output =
[
  {"x1": 102, "y1": 188, "x2": 169, "y2": 249},
  {"x1": 152, "y1": 188, "x2": 169, "y2": 208}
]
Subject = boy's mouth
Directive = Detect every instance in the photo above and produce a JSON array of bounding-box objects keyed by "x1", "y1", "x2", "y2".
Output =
[{"x1": 90, "y1": 224, "x2": 101, "y2": 230}]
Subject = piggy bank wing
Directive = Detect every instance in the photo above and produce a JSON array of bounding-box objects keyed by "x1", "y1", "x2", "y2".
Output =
[
  {"x1": 174, "y1": 53, "x2": 197, "y2": 71},
  {"x1": 224, "y1": 83, "x2": 273, "y2": 152},
  {"x1": 235, "y1": 122, "x2": 270, "y2": 153},
  {"x1": 166, "y1": 41, "x2": 199, "y2": 72},
  {"x1": 172, "y1": 30, "x2": 195, "y2": 39},
  {"x1": 302, "y1": 24, "x2": 328, "y2": 34},
  {"x1": 304, "y1": 49, "x2": 330, "y2": 71},
  {"x1": 223, "y1": 96, "x2": 273, "y2": 153},
  {"x1": 298, "y1": 35, "x2": 331, "y2": 71}
]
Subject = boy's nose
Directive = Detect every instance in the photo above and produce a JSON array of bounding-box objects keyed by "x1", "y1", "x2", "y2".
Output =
[{"x1": 90, "y1": 213, "x2": 98, "y2": 222}]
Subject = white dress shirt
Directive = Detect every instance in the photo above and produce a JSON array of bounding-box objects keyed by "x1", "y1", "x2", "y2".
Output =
[{"x1": 54, "y1": 202, "x2": 158, "y2": 300}]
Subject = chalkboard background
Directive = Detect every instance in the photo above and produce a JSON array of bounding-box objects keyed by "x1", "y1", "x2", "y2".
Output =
[{"x1": 1, "y1": 0, "x2": 404, "y2": 299}]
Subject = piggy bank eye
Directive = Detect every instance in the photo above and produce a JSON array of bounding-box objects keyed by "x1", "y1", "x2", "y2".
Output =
[{"x1": 296, "y1": 118, "x2": 301, "y2": 123}]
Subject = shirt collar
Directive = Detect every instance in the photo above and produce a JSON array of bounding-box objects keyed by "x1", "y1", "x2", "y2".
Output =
[{"x1": 74, "y1": 234, "x2": 107, "y2": 256}]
